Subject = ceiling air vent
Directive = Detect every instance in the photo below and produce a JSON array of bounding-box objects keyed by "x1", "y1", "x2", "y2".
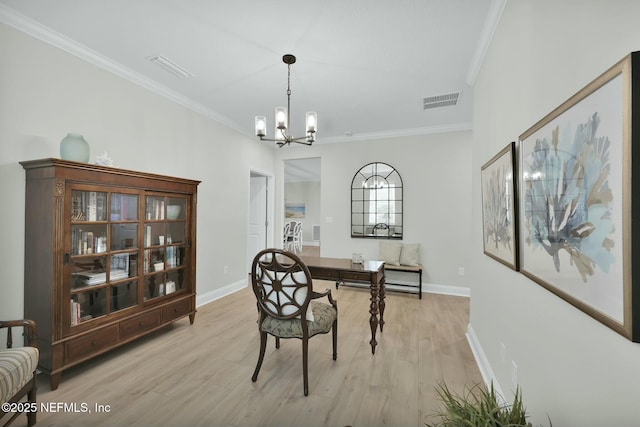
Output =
[
  {"x1": 149, "y1": 55, "x2": 193, "y2": 78},
  {"x1": 423, "y1": 92, "x2": 460, "y2": 110}
]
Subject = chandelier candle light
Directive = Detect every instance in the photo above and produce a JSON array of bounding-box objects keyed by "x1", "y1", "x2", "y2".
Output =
[{"x1": 255, "y1": 54, "x2": 317, "y2": 147}]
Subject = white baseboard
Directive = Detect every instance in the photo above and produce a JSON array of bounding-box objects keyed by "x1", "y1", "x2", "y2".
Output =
[
  {"x1": 196, "y1": 280, "x2": 469, "y2": 304},
  {"x1": 466, "y1": 323, "x2": 507, "y2": 406},
  {"x1": 196, "y1": 279, "x2": 247, "y2": 307},
  {"x1": 423, "y1": 283, "x2": 470, "y2": 297}
]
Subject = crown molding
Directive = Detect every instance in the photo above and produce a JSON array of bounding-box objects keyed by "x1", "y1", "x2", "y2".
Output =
[
  {"x1": 0, "y1": 4, "x2": 243, "y2": 134},
  {"x1": 317, "y1": 122, "x2": 473, "y2": 145},
  {"x1": 465, "y1": 0, "x2": 507, "y2": 87}
]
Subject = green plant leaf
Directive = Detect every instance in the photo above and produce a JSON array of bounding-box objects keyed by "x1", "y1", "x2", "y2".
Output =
[{"x1": 426, "y1": 381, "x2": 550, "y2": 427}]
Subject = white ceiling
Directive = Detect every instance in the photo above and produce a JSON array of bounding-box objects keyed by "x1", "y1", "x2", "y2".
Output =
[{"x1": 0, "y1": 0, "x2": 504, "y2": 148}]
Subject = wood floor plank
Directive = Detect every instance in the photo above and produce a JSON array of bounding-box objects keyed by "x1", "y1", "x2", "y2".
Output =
[{"x1": 12, "y1": 274, "x2": 482, "y2": 427}]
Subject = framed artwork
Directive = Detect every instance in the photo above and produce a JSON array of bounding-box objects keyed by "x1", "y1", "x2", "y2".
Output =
[
  {"x1": 285, "y1": 203, "x2": 305, "y2": 218},
  {"x1": 518, "y1": 52, "x2": 640, "y2": 341},
  {"x1": 481, "y1": 142, "x2": 518, "y2": 270}
]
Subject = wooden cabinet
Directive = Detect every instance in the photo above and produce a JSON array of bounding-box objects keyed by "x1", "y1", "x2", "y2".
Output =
[{"x1": 20, "y1": 158, "x2": 200, "y2": 390}]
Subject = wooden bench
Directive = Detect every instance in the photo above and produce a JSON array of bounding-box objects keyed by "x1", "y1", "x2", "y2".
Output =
[
  {"x1": 336, "y1": 263, "x2": 423, "y2": 298},
  {"x1": 384, "y1": 263, "x2": 423, "y2": 298}
]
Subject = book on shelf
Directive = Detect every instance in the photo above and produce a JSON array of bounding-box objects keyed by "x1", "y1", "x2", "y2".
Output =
[
  {"x1": 71, "y1": 194, "x2": 83, "y2": 220},
  {"x1": 74, "y1": 269, "x2": 128, "y2": 286},
  {"x1": 111, "y1": 193, "x2": 122, "y2": 221},
  {"x1": 70, "y1": 299, "x2": 81, "y2": 326},
  {"x1": 144, "y1": 250, "x2": 149, "y2": 273},
  {"x1": 157, "y1": 199, "x2": 165, "y2": 220},
  {"x1": 145, "y1": 198, "x2": 165, "y2": 220},
  {"x1": 88, "y1": 191, "x2": 97, "y2": 221},
  {"x1": 72, "y1": 230, "x2": 107, "y2": 255},
  {"x1": 96, "y1": 192, "x2": 106, "y2": 221},
  {"x1": 166, "y1": 280, "x2": 176, "y2": 294},
  {"x1": 109, "y1": 269, "x2": 129, "y2": 281},
  {"x1": 166, "y1": 246, "x2": 174, "y2": 267},
  {"x1": 110, "y1": 253, "x2": 130, "y2": 273}
]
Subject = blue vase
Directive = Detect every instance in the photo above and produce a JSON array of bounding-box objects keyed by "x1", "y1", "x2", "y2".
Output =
[{"x1": 60, "y1": 133, "x2": 89, "y2": 163}]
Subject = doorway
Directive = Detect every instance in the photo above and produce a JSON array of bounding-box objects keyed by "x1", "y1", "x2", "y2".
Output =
[
  {"x1": 284, "y1": 157, "x2": 321, "y2": 255},
  {"x1": 248, "y1": 171, "x2": 273, "y2": 273}
]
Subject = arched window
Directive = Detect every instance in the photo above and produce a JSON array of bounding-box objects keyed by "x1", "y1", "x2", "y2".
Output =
[{"x1": 351, "y1": 162, "x2": 403, "y2": 239}]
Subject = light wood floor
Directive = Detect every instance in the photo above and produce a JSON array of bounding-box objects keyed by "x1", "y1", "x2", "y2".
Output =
[
  {"x1": 15, "y1": 269, "x2": 482, "y2": 427},
  {"x1": 298, "y1": 245, "x2": 320, "y2": 257}
]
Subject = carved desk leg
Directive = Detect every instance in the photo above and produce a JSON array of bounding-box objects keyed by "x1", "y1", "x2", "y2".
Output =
[
  {"x1": 379, "y1": 273, "x2": 386, "y2": 332},
  {"x1": 368, "y1": 277, "x2": 380, "y2": 354}
]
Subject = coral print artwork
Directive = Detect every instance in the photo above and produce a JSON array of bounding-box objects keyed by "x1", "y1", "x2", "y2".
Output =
[{"x1": 519, "y1": 71, "x2": 625, "y2": 328}]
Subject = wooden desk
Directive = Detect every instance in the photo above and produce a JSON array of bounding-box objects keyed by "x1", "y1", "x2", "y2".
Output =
[{"x1": 299, "y1": 256, "x2": 386, "y2": 354}]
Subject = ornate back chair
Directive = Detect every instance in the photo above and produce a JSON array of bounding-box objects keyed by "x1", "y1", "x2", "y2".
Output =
[
  {"x1": 282, "y1": 222, "x2": 292, "y2": 249},
  {"x1": 0, "y1": 320, "x2": 38, "y2": 427},
  {"x1": 250, "y1": 248, "x2": 337, "y2": 396},
  {"x1": 373, "y1": 222, "x2": 391, "y2": 237},
  {"x1": 292, "y1": 221, "x2": 303, "y2": 253}
]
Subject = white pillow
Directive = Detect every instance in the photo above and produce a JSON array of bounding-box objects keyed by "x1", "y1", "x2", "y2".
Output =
[
  {"x1": 379, "y1": 241, "x2": 402, "y2": 266},
  {"x1": 400, "y1": 243, "x2": 421, "y2": 266}
]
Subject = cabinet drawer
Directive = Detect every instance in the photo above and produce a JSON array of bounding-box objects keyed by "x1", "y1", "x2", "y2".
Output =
[
  {"x1": 120, "y1": 310, "x2": 161, "y2": 339},
  {"x1": 65, "y1": 325, "x2": 119, "y2": 364},
  {"x1": 162, "y1": 298, "x2": 192, "y2": 322},
  {"x1": 341, "y1": 272, "x2": 372, "y2": 282},
  {"x1": 308, "y1": 267, "x2": 339, "y2": 281}
]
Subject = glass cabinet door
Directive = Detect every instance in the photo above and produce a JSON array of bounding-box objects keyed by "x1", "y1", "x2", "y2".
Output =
[
  {"x1": 143, "y1": 195, "x2": 189, "y2": 301},
  {"x1": 66, "y1": 188, "x2": 190, "y2": 328},
  {"x1": 69, "y1": 189, "x2": 109, "y2": 326},
  {"x1": 108, "y1": 193, "x2": 139, "y2": 313},
  {"x1": 67, "y1": 189, "x2": 140, "y2": 328}
]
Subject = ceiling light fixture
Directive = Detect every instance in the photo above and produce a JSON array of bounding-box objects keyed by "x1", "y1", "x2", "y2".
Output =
[{"x1": 255, "y1": 54, "x2": 317, "y2": 147}]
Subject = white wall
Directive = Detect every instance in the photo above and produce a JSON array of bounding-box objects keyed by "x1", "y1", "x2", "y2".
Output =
[
  {"x1": 0, "y1": 22, "x2": 275, "y2": 318},
  {"x1": 471, "y1": 1, "x2": 640, "y2": 425},
  {"x1": 275, "y1": 130, "x2": 473, "y2": 288}
]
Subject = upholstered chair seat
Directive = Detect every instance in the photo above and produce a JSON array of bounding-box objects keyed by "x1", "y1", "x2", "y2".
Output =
[
  {"x1": 260, "y1": 300, "x2": 337, "y2": 339},
  {"x1": 0, "y1": 347, "x2": 39, "y2": 404},
  {"x1": 0, "y1": 319, "x2": 38, "y2": 427}
]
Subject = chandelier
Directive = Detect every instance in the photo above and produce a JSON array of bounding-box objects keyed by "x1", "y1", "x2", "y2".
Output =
[{"x1": 255, "y1": 54, "x2": 317, "y2": 147}]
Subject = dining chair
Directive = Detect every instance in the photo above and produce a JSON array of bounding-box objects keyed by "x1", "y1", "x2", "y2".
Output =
[
  {"x1": 250, "y1": 248, "x2": 337, "y2": 396},
  {"x1": 292, "y1": 221, "x2": 303, "y2": 253},
  {"x1": 0, "y1": 319, "x2": 38, "y2": 427},
  {"x1": 373, "y1": 222, "x2": 391, "y2": 237},
  {"x1": 282, "y1": 222, "x2": 291, "y2": 250}
]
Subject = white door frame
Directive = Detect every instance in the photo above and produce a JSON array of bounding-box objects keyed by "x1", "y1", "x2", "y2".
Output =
[{"x1": 248, "y1": 170, "x2": 274, "y2": 274}]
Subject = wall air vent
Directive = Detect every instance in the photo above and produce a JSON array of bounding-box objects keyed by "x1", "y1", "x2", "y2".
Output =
[
  {"x1": 423, "y1": 92, "x2": 460, "y2": 110},
  {"x1": 149, "y1": 55, "x2": 193, "y2": 78}
]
